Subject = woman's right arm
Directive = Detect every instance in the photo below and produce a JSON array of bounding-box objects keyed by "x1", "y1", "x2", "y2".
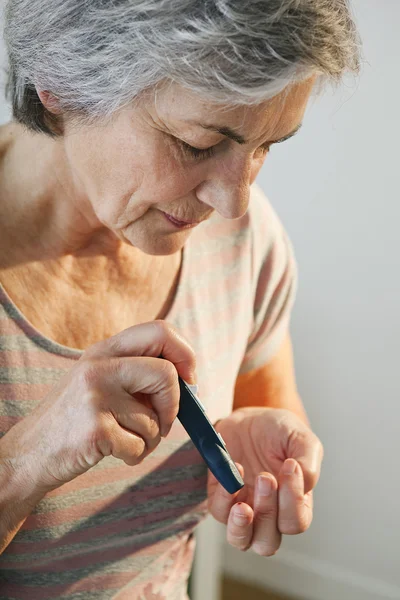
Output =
[
  {"x1": 0, "y1": 454, "x2": 48, "y2": 553},
  {"x1": 0, "y1": 320, "x2": 197, "y2": 554}
]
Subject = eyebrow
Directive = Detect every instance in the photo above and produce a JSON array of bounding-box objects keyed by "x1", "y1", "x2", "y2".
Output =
[{"x1": 192, "y1": 122, "x2": 302, "y2": 146}]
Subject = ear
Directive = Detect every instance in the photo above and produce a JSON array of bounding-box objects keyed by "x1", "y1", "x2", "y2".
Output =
[{"x1": 36, "y1": 89, "x2": 63, "y2": 115}]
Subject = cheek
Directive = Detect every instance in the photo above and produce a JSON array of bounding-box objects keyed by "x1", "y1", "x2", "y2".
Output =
[
  {"x1": 65, "y1": 134, "x2": 146, "y2": 217},
  {"x1": 64, "y1": 129, "x2": 202, "y2": 227},
  {"x1": 138, "y1": 150, "x2": 200, "y2": 204},
  {"x1": 249, "y1": 153, "x2": 268, "y2": 183}
]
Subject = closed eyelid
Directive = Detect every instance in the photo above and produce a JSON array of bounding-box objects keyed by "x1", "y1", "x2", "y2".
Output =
[
  {"x1": 171, "y1": 124, "x2": 300, "y2": 162},
  {"x1": 191, "y1": 121, "x2": 302, "y2": 146},
  {"x1": 270, "y1": 127, "x2": 302, "y2": 144},
  {"x1": 194, "y1": 126, "x2": 300, "y2": 150},
  {"x1": 255, "y1": 124, "x2": 303, "y2": 148}
]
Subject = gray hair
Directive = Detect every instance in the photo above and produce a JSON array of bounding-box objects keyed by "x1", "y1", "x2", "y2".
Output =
[{"x1": 2, "y1": 0, "x2": 361, "y2": 137}]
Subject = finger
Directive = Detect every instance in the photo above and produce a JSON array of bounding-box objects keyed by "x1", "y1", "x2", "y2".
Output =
[
  {"x1": 89, "y1": 355, "x2": 181, "y2": 437},
  {"x1": 107, "y1": 392, "x2": 162, "y2": 452},
  {"x1": 99, "y1": 418, "x2": 147, "y2": 467},
  {"x1": 278, "y1": 458, "x2": 313, "y2": 535},
  {"x1": 227, "y1": 502, "x2": 254, "y2": 551},
  {"x1": 288, "y1": 429, "x2": 324, "y2": 494},
  {"x1": 251, "y1": 473, "x2": 281, "y2": 556},
  {"x1": 84, "y1": 320, "x2": 198, "y2": 385},
  {"x1": 208, "y1": 463, "x2": 244, "y2": 523}
]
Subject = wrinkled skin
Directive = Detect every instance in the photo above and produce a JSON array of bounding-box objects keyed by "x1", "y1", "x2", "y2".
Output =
[{"x1": 208, "y1": 407, "x2": 323, "y2": 555}]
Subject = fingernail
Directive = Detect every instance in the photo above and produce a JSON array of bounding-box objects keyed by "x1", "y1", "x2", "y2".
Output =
[
  {"x1": 257, "y1": 475, "x2": 272, "y2": 496},
  {"x1": 184, "y1": 380, "x2": 199, "y2": 396},
  {"x1": 233, "y1": 503, "x2": 248, "y2": 526},
  {"x1": 283, "y1": 459, "x2": 297, "y2": 475}
]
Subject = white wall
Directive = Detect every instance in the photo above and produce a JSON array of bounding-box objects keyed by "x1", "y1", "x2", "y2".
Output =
[
  {"x1": 222, "y1": 1, "x2": 400, "y2": 599},
  {"x1": 1, "y1": 2, "x2": 399, "y2": 599}
]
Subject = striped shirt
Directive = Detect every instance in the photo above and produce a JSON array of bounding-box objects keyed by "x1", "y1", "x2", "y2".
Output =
[{"x1": 0, "y1": 183, "x2": 297, "y2": 599}]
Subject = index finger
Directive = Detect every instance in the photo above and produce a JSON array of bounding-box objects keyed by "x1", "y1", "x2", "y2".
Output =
[
  {"x1": 208, "y1": 463, "x2": 245, "y2": 523},
  {"x1": 83, "y1": 320, "x2": 197, "y2": 385}
]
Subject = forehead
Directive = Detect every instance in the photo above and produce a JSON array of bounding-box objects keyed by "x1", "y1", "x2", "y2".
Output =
[{"x1": 154, "y1": 77, "x2": 315, "y2": 141}]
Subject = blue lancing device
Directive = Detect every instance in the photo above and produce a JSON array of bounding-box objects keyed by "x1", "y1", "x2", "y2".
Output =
[
  {"x1": 157, "y1": 355, "x2": 244, "y2": 494},
  {"x1": 176, "y1": 376, "x2": 245, "y2": 495}
]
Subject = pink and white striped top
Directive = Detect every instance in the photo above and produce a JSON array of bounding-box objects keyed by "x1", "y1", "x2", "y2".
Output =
[{"x1": 0, "y1": 183, "x2": 297, "y2": 599}]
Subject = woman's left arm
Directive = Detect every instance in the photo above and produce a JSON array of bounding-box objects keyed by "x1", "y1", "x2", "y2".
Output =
[
  {"x1": 208, "y1": 333, "x2": 323, "y2": 555},
  {"x1": 232, "y1": 333, "x2": 309, "y2": 425}
]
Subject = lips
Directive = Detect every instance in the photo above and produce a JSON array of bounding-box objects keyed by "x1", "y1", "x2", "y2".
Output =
[{"x1": 161, "y1": 211, "x2": 200, "y2": 226}]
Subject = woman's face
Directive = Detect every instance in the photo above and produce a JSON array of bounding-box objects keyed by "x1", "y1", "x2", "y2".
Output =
[{"x1": 60, "y1": 77, "x2": 314, "y2": 256}]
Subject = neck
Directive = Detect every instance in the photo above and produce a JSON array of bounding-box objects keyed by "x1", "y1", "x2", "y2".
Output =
[
  {"x1": 0, "y1": 121, "x2": 127, "y2": 271},
  {"x1": 0, "y1": 122, "x2": 172, "y2": 295}
]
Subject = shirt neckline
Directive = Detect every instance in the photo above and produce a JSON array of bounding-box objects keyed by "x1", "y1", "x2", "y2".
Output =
[{"x1": 0, "y1": 244, "x2": 188, "y2": 359}]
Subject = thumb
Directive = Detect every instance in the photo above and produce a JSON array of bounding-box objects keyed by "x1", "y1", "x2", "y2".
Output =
[{"x1": 288, "y1": 428, "x2": 324, "y2": 494}]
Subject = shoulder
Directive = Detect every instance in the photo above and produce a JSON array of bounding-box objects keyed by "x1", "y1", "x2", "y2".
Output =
[
  {"x1": 192, "y1": 182, "x2": 294, "y2": 271},
  {"x1": 248, "y1": 182, "x2": 288, "y2": 247},
  {"x1": 244, "y1": 183, "x2": 295, "y2": 281}
]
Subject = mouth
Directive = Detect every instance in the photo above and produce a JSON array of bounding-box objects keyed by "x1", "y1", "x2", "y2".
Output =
[{"x1": 160, "y1": 211, "x2": 201, "y2": 229}]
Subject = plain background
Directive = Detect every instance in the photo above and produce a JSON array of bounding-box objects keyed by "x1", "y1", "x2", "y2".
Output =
[{"x1": 0, "y1": 2, "x2": 399, "y2": 600}]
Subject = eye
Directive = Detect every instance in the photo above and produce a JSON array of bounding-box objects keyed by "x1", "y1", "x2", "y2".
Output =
[
  {"x1": 176, "y1": 138, "x2": 272, "y2": 161},
  {"x1": 178, "y1": 140, "x2": 216, "y2": 160}
]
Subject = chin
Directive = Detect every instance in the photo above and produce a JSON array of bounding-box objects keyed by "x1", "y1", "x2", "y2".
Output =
[{"x1": 121, "y1": 225, "x2": 190, "y2": 256}]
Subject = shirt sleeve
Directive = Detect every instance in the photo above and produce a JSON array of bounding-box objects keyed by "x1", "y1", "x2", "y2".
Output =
[{"x1": 238, "y1": 183, "x2": 298, "y2": 375}]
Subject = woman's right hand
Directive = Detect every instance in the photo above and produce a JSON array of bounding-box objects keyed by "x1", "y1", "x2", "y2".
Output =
[{"x1": 0, "y1": 320, "x2": 197, "y2": 495}]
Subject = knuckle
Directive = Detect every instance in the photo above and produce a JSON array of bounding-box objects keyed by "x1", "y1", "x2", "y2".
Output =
[
  {"x1": 92, "y1": 421, "x2": 113, "y2": 457},
  {"x1": 153, "y1": 321, "x2": 197, "y2": 367},
  {"x1": 156, "y1": 363, "x2": 179, "y2": 406},
  {"x1": 124, "y1": 451, "x2": 144, "y2": 466},
  {"x1": 307, "y1": 430, "x2": 323, "y2": 453},
  {"x1": 255, "y1": 508, "x2": 277, "y2": 522},
  {"x1": 83, "y1": 337, "x2": 108, "y2": 358},
  {"x1": 124, "y1": 456, "x2": 140, "y2": 467},
  {"x1": 311, "y1": 433, "x2": 325, "y2": 461},
  {"x1": 141, "y1": 424, "x2": 161, "y2": 452},
  {"x1": 78, "y1": 359, "x2": 103, "y2": 388},
  {"x1": 316, "y1": 437, "x2": 325, "y2": 460},
  {"x1": 146, "y1": 409, "x2": 161, "y2": 436},
  {"x1": 159, "y1": 357, "x2": 178, "y2": 382},
  {"x1": 153, "y1": 319, "x2": 175, "y2": 340},
  {"x1": 123, "y1": 438, "x2": 147, "y2": 466},
  {"x1": 104, "y1": 335, "x2": 124, "y2": 356},
  {"x1": 154, "y1": 319, "x2": 183, "y2": 342}
]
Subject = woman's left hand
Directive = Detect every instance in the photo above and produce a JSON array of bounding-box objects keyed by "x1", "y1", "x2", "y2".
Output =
[{"x1": 208, "y1": 407, "x2": 324, "y2": 555}]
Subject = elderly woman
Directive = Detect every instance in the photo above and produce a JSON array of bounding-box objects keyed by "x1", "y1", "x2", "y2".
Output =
[{"x1": 0, "y1": 0, "x2": 359, "y2": 598}]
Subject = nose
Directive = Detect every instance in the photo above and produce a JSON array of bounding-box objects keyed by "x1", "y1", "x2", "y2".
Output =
[{"x1": 195, "y1": 152, "x2": 260, "y2": 219}]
